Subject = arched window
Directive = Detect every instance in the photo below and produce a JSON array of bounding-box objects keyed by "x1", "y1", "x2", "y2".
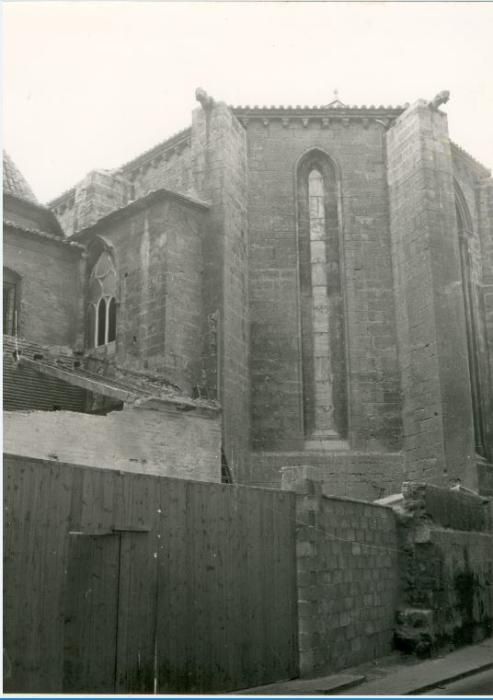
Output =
[
  {"x1": 87, "y1": 251, "x2": 117, "y2": 348},
  {"x1": 3, "y1": 268, "x2": 20, "y2": 335},
  {"x1": 297, "y1": 151, "x2": 347, "y2": 441}
]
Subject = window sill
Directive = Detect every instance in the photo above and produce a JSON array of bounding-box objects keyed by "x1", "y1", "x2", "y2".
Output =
[{"x1": 86, "y1": 341, "x2": 116, "y2": 359}]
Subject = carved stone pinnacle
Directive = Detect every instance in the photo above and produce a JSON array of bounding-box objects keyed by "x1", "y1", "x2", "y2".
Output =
[
  {"x1": 195, "y1": 87, "x2": 215, "y2": 110},
  {"x1": 428, "y1": 90, "x2": 450, "y2": 111}
]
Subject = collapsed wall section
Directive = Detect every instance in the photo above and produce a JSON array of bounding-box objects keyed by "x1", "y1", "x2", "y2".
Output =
[{"x1": 396, "y1": 482, "x2": 493, "y2": 653}]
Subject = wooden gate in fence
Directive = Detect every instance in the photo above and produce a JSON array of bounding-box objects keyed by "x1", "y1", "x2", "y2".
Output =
[{"x1": 4, "y1": 454, "x2": 298, "y2": 693}]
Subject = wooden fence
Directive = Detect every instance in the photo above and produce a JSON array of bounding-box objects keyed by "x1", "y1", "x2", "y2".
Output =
[{"x1": 4, "y1": 454, "x2": 298, "y2": 693}]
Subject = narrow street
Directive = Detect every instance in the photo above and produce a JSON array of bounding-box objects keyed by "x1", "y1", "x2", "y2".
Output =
[{"x1": 422, "y1": 668, "x2": 493, "y2": 695}]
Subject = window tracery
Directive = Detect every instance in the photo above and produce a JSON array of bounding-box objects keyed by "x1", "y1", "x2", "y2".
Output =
[{"x1": 87, "y1": 251, "x2": 117, "y2": 347}]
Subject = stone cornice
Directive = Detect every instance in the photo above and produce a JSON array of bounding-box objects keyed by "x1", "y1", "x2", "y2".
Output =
[{"x1": 232, "y1": 104, "x2": 405, "y2": 127}]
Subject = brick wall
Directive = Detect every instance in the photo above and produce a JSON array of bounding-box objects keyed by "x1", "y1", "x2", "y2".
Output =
[
  {"x1": 3, "y1": 227, "x2": 84, "y2": 347},
  {"x1": 4, "y1": 404, "x2": 221, "y2": 482},
  {"x1": 89, "y1": 196, "x2": 207, "y2": 393},
  {"x1": 191, "y1": 102, "x2": 250, "y2": 482},
  {"x1": 386, "y1": 101, "x2": 476, "y2": 487},
  {"x1": 245, "y1": 116, "x2": 402, "y2": 454},
  {"x1": 286, "y1": 476, "x2": 400, "y2": 675}
]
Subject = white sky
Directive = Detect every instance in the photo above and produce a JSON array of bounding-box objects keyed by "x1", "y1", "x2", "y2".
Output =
[{"x1": 3, "y1": 1, "x2": 493, "y2": 204}]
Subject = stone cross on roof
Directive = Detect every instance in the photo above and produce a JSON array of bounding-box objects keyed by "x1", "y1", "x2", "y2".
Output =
[{"x1": 327, "y1": 89, "x2": 346, "y2": 109}]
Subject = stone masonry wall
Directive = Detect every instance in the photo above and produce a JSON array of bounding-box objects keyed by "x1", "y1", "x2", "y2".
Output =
[
  {"x1": 4, "y1": 404, "x2": 221, "y2": 482},
  {"x1": 3, "y1": 228, "x2": 84, "y2": 347},
  {"x1": 245, "y1": 116, "x2": 402, "y2": 453},
  {"x1": 287, "y1": 476, "x2": 400, "y2": 675},
  {"x1": 191, "y1": 102, "x2": 250, "y2": 482},
  {"x1": 386, "y1": 101, "x2": 476, "y2": 488},
  {"x1": 91, "y1": 197, "x2": 206, "y2": 394}
]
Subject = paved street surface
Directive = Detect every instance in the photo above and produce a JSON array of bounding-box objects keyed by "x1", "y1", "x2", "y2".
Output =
[{"x1": 422, "y1": 667, "x2": 493, "y2": 695}]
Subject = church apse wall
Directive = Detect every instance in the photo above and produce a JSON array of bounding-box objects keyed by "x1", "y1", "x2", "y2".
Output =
[{"x1": 242, "y1": 111, "x2": 403, "y2": 458}]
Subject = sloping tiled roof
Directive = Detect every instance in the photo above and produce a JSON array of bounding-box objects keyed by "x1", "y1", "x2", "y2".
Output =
[{"x1": 3, "y1": 151, "x2": 39, "y2": 204}]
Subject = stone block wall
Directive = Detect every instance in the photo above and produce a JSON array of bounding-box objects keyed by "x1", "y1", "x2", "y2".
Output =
[
  {"x1": 4, "y1": 403, "x2": 221, "y2": 482},
  {"x1": 244, "y1": 115, "x2": 402, "y2": 454},
  {"x1": 288, "y1": 477, "x2": 400, "y2": 675},
  {"x1": 386, "y1": 101, "x2": 476, "y2": 487},
  {"x1": 3, "y1": 228, "x2": 84, "y2": 347}
]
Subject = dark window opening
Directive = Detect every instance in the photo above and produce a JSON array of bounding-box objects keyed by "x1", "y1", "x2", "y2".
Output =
[
  {"x1": 3, "y1": 282, "x2": 17, "y2": 334},
  {"x1": 108, "y1": 298, "x2": 117, "y2": 343},
  {"x1": 97, "y1": 298, "x2": 107, "y2": 347}
]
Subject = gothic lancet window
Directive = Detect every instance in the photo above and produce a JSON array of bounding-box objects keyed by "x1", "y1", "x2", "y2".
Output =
[
  {"x1": 297, "y1": 151, "x2": 347, "y2": 441},
  {"x1": 87, "y1": 251, "x2": 117, "y2": 348}
]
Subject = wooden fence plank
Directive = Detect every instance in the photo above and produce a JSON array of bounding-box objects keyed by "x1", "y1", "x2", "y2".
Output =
[
  {"x1": 4, "y1": 459, "x2": 73, "y2": 692},
  {"x1": 62, "y1": 534, "x2": 120, "y2": 693},
  {"x1": 156, "y1": 477, "x2": 189, "y2": 692}
]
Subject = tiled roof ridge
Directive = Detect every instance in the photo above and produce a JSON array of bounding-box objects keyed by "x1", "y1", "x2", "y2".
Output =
[
  {"x1": 47, "y1": 126, "x2": 192, "y2": 208},
  {"x1": 231, "y1": 103, "x2": 407, "y2": 113},
  {"x1": 3, "y1": 219, "x2": 85, "y2": 249},
  {"x1": 450, "y1": 141, "x2": 491, "y2": 177}
]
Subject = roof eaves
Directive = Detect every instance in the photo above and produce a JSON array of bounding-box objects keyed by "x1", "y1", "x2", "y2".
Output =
[{"x1": 3, "y1": 219, "x2": 86, "y2": 251}]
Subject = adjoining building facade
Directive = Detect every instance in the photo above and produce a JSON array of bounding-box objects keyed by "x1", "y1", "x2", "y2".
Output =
[{"x1": 4, "y1": 90, "x2": 493, "y2": 497}]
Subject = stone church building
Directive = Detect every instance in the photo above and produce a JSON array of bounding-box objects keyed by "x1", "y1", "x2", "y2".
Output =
[{"x1": 4, "y1": 90, "x2": 493, "y2": 498}]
